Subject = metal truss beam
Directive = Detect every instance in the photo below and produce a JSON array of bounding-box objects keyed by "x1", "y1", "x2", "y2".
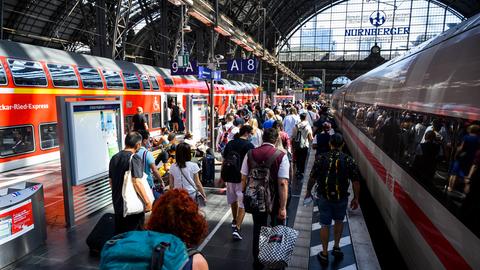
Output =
[{"x1": 112, "y1": 0, "x2": 133, "y2": 60}]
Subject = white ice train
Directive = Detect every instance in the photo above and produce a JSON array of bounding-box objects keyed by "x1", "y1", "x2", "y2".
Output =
[{"x1": 332, "y1": 13, "x2": 480, "y2": 270}]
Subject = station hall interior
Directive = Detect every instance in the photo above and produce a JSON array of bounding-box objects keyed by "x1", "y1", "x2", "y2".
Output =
[{"x1": 0, "y1": 0, "x2": 479, "y2": 270}]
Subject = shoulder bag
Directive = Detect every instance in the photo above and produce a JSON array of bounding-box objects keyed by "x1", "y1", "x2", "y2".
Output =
[
  {"x1": 179, "y1": 166, "x2": 206, "y2": 207},
  {"x1": 122, "y1": 153, "x2": 155, "y2": 217}
]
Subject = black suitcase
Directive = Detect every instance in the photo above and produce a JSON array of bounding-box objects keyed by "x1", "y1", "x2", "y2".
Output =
[
  {"x1": 86, "y1": 213, "x2": 115, "y2": 256},
  {"x1": 202, "y1": 154, "x2": 215, "y2": 187}
]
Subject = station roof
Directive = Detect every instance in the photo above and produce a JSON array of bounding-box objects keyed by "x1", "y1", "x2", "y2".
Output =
[{"x1": 2, "y1": 0, "x2": 480, "y2": 53}]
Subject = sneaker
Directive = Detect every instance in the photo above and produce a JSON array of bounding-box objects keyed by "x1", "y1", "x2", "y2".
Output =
[
  {"x1": 332, "y1": 247, "x2": 344, "y2": 260},
  {"x1": 317, "y1": 251, "x2": 329, "y2": 265},
  {"x1": 231, "y1": 220, "x2": 237, "y2": 231},
  {"x1": 232, "y1": 228, "x2": 243, "y2": 240}
]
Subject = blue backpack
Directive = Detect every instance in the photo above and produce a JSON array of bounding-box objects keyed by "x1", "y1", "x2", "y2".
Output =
[{"x1": 100, "y1": 230, "x2": 191, "y2": 270}]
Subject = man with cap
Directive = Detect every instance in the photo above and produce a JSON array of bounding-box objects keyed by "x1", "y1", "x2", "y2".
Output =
[
  {"x1": 312, "y1": 121, "x2": 334, "y2": 157},
  {"x1": 305, "y1": 134, "x2": 360, "y2": 265}
]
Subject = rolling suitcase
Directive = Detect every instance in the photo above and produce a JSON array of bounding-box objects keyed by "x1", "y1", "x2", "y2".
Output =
[{"x1": 86, "y1": 213, "x2": 115, "y2": 256}]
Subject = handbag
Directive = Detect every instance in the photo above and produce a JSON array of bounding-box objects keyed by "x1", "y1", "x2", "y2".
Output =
[
  {"x1": 122, "y1": 152, "x2": 155, "y2": 217},
  {"x1": 179, "y1": 167, "x2": 206, "y2": 207},
  {"x1": 258, "y1": 224, "x2": 299, "y2": 269}
]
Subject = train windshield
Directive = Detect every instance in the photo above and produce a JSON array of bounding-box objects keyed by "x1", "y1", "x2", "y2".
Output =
[
  {"x1": 123, "y1": 73, "x2": 141, "y2": 90},
  {"x1": 102, "y1": 70, "x2": 124, "y2": 89},
  {"x1": 8, "y1": 59, "x2": 47, "y2": 87},
  {"x1": 78, "y1": 67, "x2": 103, "y2": 89},
  {"x1": 47, "y1": 64, "x2": 79, "y2": 88}
]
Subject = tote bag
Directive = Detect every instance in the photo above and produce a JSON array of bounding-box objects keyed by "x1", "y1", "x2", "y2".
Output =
[
  {"x1": 258, "y1": 225, "x2": 299, "y2": 269},
  {"x1": 122, "y1": 154, "x2": 154, "y2": 217}
]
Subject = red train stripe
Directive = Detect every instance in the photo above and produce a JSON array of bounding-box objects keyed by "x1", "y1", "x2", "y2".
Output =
[{"x1": 342, "y1": 121, "x2": 472, "y2": 270}]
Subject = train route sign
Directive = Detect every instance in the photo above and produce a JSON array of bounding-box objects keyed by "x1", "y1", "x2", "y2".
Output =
[
  {"x1": 171, "y1": 60, "x2": 198, "y2": 76},
  {"x1": 226, "y1": 58, "x2": 257, "y2": 74}
]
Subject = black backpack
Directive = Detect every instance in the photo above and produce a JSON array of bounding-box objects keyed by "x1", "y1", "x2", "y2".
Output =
[
  {"x1": 314, "y1": 152, "x2": 348, "y2": 201},
  {"x1": 244, "y1": 150, "x2": 282, "y2": 214},
  {"x1": 221, "y1": 150, "x2": 242, "y2": 182}
]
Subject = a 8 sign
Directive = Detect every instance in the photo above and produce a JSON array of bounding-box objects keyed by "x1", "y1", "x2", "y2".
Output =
[{"x1": 226, "y1": 58, "x2": 257, "y2": 74}]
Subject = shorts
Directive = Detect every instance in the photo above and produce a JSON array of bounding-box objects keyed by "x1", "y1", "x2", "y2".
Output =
[
  {"x1": 226, "y1": 182, "x2": 244, "y2": 208},
  {"x1": 316, "y1": 196, "x2": 348, "y2": 226}
]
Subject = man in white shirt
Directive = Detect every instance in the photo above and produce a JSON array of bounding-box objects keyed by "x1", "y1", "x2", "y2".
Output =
[
  {"x1": 283, "y1": 107, "x2": 301, "y2": 138},
  {"x1": 240, "y1": 128, "x2": 289, "y2": 270},
  {"x1": 216, "y1": 113, "x2": 236, "y2": 152}
]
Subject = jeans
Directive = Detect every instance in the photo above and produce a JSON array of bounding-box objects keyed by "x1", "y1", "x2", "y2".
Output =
[{"x1": 252, "y1": 210, "x2": 284, "y2": 270}]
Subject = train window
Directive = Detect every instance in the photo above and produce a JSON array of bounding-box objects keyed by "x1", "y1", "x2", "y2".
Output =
[
  {"x1": 0, "y1": 125, "x2": 35, "y2": 157},
  {"x1": 151, "y1": 113, "x2": 161, "y2": 129},
  {"x1": 0, "y1": 63, "x2": 7, "y2": 85},
  {"x1": 125, "y1": 115, "x2": 133, "y2": 133},
  {"x1": 47, "y1": 64, "x2": 79, "y2": 88},
  {"x1": 78, "y1": 67, "x2": 104, "y2": 89},
  {"x1": 144, "y1": 113, "x2": 150, "y2": 128},
  {"x1": 39, "y1": 123, "x2": 58, "y2": 150},
  {"x1": 150, "y1": 76, "x2": 159, "y2": 90},
  {"x1": 343, "y1": 101, "x2": 480, "y2": 238},
  {"x1": 102, "y1": 70, "x2": 124, "y2": 89},
  {"x1": 8, "y1": 59, "x2": 48, "y2": 87},
  {"x1": 123, "y1": 73, "x2": 140, "y2": 90},
  {"x1": 140, "y1": 74, "x2": 150, "y2": 90},
  {"x1": 163, "y1": 77, "x2": 174, "y2": 85}
]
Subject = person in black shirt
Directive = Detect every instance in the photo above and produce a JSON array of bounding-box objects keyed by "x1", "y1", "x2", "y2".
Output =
[
  {"x1": 305, "y1": 133, "x2": 360, "y2": 265},
  {"x1": 171, "y1": 102, "x2": 181, "y2": 132},
  {"x1": 132, "y1": 107, "x2": 148, "y2": 131},
  {"x1": 109, "y1": 132, "x2": 152, "y2": 234},
  {"x1": 221, "y1": 125, "x2": 255, "y2": 240}
]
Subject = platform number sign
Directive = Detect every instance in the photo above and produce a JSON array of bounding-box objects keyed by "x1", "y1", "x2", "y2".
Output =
[
  {"x1": 227, "y1": 58, "x2": 257, "y2": 74},
  {"x1": 171, "y1": 60, "x2": 198, "y2": 76}
]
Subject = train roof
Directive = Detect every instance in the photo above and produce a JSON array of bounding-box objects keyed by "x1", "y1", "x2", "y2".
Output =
[{"x1": 0, "y1": 40, "x2": 169, "y2": 77}]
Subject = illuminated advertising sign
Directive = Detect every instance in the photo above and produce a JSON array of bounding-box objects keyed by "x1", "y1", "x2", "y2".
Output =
[{"x1": 345, "y1": 10, "x2": 410, "y2": 37}]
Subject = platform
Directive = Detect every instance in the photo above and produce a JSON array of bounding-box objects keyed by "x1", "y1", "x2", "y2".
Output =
[{"x1": 1, "y1": 149, "x2": 379, "y2": 270}]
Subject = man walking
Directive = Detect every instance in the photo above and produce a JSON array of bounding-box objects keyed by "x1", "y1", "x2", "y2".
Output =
[
  {"x1": 292, "y1": 113, "x2": 313, "y2": 179},
  {"x1": 240, "y1": 128, "x2": 289, "y2": 270},
  {"x1": 137, "y1": 129, "x2": 165, "y2": 199},
  {"x1": 305, "y1": 134, "x2": 360, "y2": 265},
  {"x1": 109, "y1": 132, "x2": 152, "y2": 234},
  {"x1": 222, "y1": 125, "x2": 255, "y2": 240},
  {"x1": 283, "y1": 107, "x2": 300, "y2": 139},
  {"x1": 216, "y1": 113, "x2": 235, "y2": 153}
]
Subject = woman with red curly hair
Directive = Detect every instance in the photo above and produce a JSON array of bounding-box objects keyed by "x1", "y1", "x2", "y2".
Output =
[{"x1": 148, "y1": 189, "x2": 209, "y2": 270}]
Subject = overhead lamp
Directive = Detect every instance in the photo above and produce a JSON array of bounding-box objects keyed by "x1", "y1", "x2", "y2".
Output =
[
  {"x1": 168, "y1": 0, "x2": 183, "y2": 5},
  {"x1": 214, "y1": 25, "x2": 232, "y2": 36},
  {"x1": 182, "y1": 25, "x2": 192, "y2": 33},
  {"x1": 189, "y1": 9, "x2": 213, "y2": 25},
  {"x1": 242, "y1": 44, "x2": 254, "y2": 52},
  {"x1": 231, "y1": 37, "x2": 243, "y2": 46}
]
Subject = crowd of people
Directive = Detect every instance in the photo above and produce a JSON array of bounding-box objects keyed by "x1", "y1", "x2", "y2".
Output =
[{"x1": 102, "y1": 99, "x2": 361, "y2": 269}]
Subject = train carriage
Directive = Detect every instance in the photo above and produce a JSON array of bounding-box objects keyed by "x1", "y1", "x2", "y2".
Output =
[{"x1": 332, "y1": 13, "x2": 480, "y2": 270}]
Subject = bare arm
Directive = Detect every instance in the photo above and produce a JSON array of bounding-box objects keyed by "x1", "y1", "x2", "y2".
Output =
[
  {"x1": 278, "y1": 178, "x2": 288, "y2": 220},
  {"x1": 168, "y1": 174, "x2": 174, "y2": 190},
  {"x1": 241, "y1": 175, "x2": 248, "y2": 193},
  {"x1": 132, "y1": 178, "x2": 152, "y2": 212},
  {"x1": 193, "y1": 254, "x2": 209, "y2": 270},
  {"x1": 193, "y1": 173, "x2": 207, "y2": 199},
  {"x1": 305, "y1": 174, "x2": 316, "y2": 198},
  {"x1": 350, "y1": 181, "x2": 360, "y2": 210}
]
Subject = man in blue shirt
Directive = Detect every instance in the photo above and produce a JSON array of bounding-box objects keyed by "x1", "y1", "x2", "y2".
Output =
[{"x1": 137, "y1": 130, "x2": 164, "y2": 198}]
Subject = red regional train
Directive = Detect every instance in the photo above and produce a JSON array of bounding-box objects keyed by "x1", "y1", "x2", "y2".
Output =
[
  {"x1": 332, "y1": 13, "x2": 480, "y2": 270},
  {"x1": 0, "y1": 40, "x2": 258, "y2": 173}
]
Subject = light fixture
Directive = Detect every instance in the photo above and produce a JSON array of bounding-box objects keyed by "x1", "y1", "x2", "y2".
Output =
[
  {"x1": 188, "y1": 9, "x2": 213, "y2": 25},
  {"x1": 182, "y1": 25, "x2": 192, "y2": 33},
  {"x1": 214, "y1": 25, "x2": 232, "y2": 36}
]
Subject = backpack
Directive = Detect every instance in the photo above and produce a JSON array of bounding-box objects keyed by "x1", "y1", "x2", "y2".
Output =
[
  {"x1": 221, "y1": 150, "x2": 242, "y2": 182},
  {"x1": 293, "y1": 124, "x2": 307, "y2": 150},
  {"x1": 218, "y1": 126, "x2": 233, "y2": 153},
  {"x1": 100, "y1": 230, "x2": 191, "y2": 270},
  {"x1": 244, "y1": 150, "x2": 283, "y2": 214},
  {"x1": 313, "y1": 152, "x2": 348, "y2": 201}
]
